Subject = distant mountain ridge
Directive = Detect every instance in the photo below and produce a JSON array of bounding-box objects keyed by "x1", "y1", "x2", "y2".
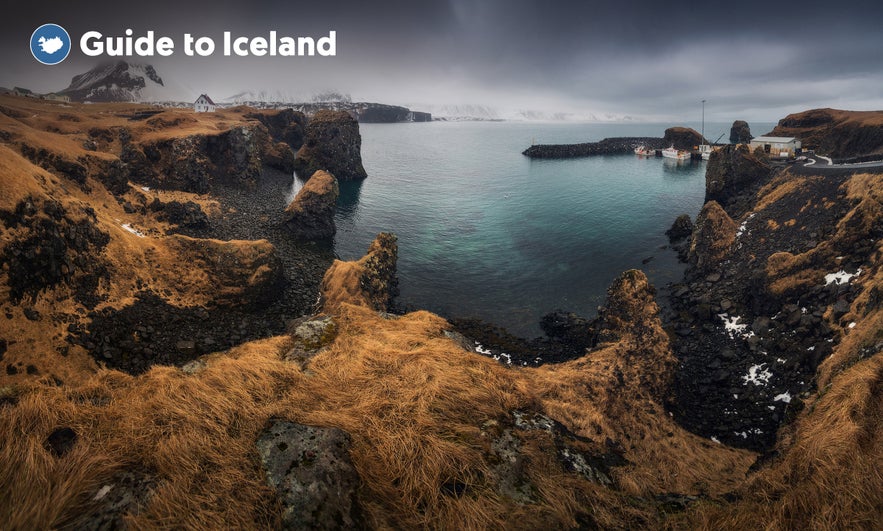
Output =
[{"x1": 59, "y1": 61, "x2": 173, "y2": 103}]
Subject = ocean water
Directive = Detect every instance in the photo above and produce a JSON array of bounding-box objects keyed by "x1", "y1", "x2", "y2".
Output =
[{"x1": 301, "y1": 120, "x2": 773, "y2": 337}]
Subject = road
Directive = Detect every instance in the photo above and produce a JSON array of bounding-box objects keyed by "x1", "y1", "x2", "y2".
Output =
[{"x1": 787, "y1": 154, "x2": 883, "y2": 176}]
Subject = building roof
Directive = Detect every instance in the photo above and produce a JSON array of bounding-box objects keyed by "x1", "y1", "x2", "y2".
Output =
[
  {"x1": 195, "y1": 94, "x2": 216, "y2": 105},
  {"x1": 751, "y1": 136, "x2": 797, "y2": 143}
]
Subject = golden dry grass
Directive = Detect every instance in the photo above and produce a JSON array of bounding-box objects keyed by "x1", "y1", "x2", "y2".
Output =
[{"x1": 2, "y1": 95, "x2": 882, "y2": 529}]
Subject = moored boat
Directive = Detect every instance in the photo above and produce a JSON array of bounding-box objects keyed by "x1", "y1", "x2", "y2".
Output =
[
  {"x1": 662, "y1": 145, "x2": 690, "y2": 160},
  {"x1": 634, "y1": 145, "x2": 653, "y2": 156}
]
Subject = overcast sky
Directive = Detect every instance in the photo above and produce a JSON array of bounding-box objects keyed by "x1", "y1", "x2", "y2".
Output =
[{"x1": 2, "y1": 0, "x2": 883, "y2": 121}]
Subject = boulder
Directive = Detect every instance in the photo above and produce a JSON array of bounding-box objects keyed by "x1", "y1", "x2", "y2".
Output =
[
  {"x1": 663, "y1": 127, "x2": 704, "y2": 150},
  {"x1": 256, "y1": 420, "x2": 362, "y2": 529},
  {"x1": 705, "y1": 144, "x2": 772, "y2": 210},
  {"x1": 689, "y1": 201, "x2": 737, "y2": 271},
  {"x1": 730, "y1": 120, "x2": 753, "y2": 144},
  {"x1": 283, "y1": 170, "x2": 339, "y2": 240},
  {"x1": 666, "y1": 214, "x2": 694, "y2": 242},
  {"x1": 293, "y1": 110, "x2": 367, "y2": 181}
]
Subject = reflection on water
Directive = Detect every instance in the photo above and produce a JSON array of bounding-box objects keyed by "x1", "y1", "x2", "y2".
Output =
[
  {"x1": 662, "y1": 158, "x2": 704, "y2": 176},
  {"x1": 337, "y1": 179, "x2": 365, "y2": 225}
]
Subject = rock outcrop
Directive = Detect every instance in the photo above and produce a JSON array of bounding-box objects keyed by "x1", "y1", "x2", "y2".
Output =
[
  {"x1": 688, "y1": 201, "x2": 737, "y2": 272},
  {"x1": 283, "y1": 170, "x2": 339, "y2": 240},
  {"x1": 705, "y1": 144, "x2": 772, "y2": 213},
  {"x1": 293, "y1": 110, "x2": 367, "y2": 181},
  {"x1": 320, "y1": 232, "x2": 398, "y2": 313},
  {"x1": 256, "y1": 420, "x2": 362, "y2": 529},
  {"x1": 131, "y1": 123, "x2": 269, "y2": 193},
  {"x1": 245, "y1": 108, "x2": 307, "y2": 149},
  {"x1": 663, "y1": 127, "x2": 704, "y2": 150},
  {"x1": 729, "y1": 120, "x2": 752, "y2": 144},
  {"x1": 665, "y1": 214, "x2": 694, "y2": 242},
  {"x1": 769, "y1": 108, "x2": 883, "y2": 161}
]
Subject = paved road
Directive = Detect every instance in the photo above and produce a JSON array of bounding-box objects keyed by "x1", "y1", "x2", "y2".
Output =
[{"x1": 786, "y1": 154, "x2": 883, "y2": 176}]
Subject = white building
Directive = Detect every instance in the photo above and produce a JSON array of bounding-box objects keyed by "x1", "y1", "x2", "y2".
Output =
[
  {"x1": 193, "y1": 94, "x2": 216, "y2": 112},
  {"x1": 749, "y1": 136, "x2": 802, "y2": 158}
]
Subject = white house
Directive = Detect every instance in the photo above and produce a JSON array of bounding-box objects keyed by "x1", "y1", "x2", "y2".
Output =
[
  {"x1": 749, "y1": 136, "x2": 802, "y2": 158},
  {"x1": 193, "y1": 94, "x2": 216, "y2": 113}
]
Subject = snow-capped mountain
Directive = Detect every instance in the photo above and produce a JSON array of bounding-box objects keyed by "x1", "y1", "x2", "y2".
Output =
[
  {"x1": 413, "y1": 103, "x2": 634, "y2": 122},
  {"x1": 59, "y1": 61, "x2": 181, "y2": 103}
]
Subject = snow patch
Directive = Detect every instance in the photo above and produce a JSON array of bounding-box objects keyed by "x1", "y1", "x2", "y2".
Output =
[
  {"x1": 719, "y1": 314, "x2": 754, "y2": 340},
  {"x1": 743, "y1": 363, "x2": 772, "y2": 386},
  {"x1": 121, "y1": 223, "x2": 145, "y2": 237},
  {"x1": 736, "y1": 213, "x2": 756, "y2": 238},
  {"x1": 825, "y1": 269, "x2": 861, "y2": 286},
  {"x1": 773, "y1": 392, "x2": 792, "y2": 403}
]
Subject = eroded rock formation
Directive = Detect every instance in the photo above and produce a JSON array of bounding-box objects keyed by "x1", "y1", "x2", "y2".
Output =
[
  {"x1": 729, "y1": 120, "x2": 752, "y2": 144},
  {"x1": 283, "y1": 170, "x2": 339, "y2": 240},
  {"x1": 293, "y1": 110, "x2": 367, "y2": 181},
  {"x1": 705, "y1": 144, "x2": 772, "y2": 214}
]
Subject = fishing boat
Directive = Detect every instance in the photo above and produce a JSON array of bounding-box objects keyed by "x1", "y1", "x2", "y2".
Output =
[
  {"x1": 698, "y1": 143, "x2": 713, "y2": 160},
  {"x1": 634, "y1": 145, "x2": 653, "y2": 156},
  {"x1": 662, "y1": 146, "x2": 690, "y2": 160}
]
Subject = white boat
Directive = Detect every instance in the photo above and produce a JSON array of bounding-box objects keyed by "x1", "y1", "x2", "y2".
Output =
[
  {"x1": 634, "y1": 145, "x2": 653, "y2": 156},
  {"x1": 662, "y1": 145, "x2": 691, "y2": 160},
  {"x1": 698, "y1": 143, "x2": 713, "y2": 160}
]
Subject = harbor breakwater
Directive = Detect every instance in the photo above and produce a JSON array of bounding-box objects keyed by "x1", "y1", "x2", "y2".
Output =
[
  {"x1": 522, "y1": 136, "x2": 666, "y2": 158},
  {"x1": 522, "y1": 127, "x2": 704, "y2": 159}
]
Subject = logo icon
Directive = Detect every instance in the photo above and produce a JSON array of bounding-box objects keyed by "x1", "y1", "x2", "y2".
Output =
[{"x1": 30, "y1": 23, "x2": 71, "y2": 65}]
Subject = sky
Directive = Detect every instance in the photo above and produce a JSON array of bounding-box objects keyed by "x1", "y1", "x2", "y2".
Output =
[{"x1": 2, "y1": 0, "x2": 883, "y2": 121}]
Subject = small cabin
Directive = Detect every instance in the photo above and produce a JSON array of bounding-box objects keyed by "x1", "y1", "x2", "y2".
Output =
[
  {"x1": 193, "y1": 94, "x2": 216, "y2": 113},
  {"x1": 749, "y1": 136, "x2": 801, "y2": 158}
]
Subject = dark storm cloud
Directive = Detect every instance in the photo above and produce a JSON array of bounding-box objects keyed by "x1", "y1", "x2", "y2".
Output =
[{"x1": 3, "y1": 0, "x2": 883, "y2": 120}]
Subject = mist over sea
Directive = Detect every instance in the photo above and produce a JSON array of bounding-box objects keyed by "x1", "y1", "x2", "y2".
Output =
[{"x1": 302, "y1": 120, "x2": 774, "y2": 337}]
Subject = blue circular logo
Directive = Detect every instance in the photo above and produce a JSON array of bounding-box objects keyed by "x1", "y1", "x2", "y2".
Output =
[{"x1": 30, "y1": 23, "x2": 71, "y2": 65}]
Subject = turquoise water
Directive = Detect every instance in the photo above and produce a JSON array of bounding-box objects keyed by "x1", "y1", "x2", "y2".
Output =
[{"x1": 309, "y1": 121, "x2": 772, "y2": 336}]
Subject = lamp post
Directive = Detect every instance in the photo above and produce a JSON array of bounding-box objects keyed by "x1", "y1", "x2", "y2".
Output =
[{"x1": 701, "y1": 99, "x2": 706, "y2": 144}]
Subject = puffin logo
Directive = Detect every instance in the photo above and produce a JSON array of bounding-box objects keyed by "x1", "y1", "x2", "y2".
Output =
[{"x1": 30, "y1": 23, "x2": 72, "y2": 65}]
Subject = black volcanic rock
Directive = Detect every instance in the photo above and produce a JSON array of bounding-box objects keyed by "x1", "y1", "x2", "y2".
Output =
[
  {"x1": 666, "y1": 214, "x2": 694, "y2": 242},
  {"x1": 730, "y1": 120, "x2": 753, "y2": 144},
  {"x1": 688, "y1": 201, "x2": 736, "y2": 272},
  {"x1": 663, "y1": 127, "x2": 704, "y2": 150},
  {"x1": 284, "y1": 170, "x2": 339, "y2": 240},
  {"x1": 522, "y1": 137, "x2": 665, "y2": 158},
  {"x1": 293, "y1": 110, "x2": 367, "y2": 180},
  {"x1": 705, "y1": 144, "x2": 772, "y2": 213},
  {"x1": 245, "y1": 108, "x2": 307, "y2": 149}
]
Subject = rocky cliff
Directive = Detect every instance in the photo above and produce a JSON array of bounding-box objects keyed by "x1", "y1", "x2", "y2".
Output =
[
  {"x1": 293, "y1": 110, "x2": 368, "y2": 180},
  {"x1": 283, "y1": 170, "x2": 339, "y2": 240},
  {"x1": 705, "y1": 144, "x2": 773, "y2": 215}
]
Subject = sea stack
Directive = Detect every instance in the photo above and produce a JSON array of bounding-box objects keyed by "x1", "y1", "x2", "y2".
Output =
[
  {"x1": 293, "y1": 110, "x2": 368, "y2": 181},
  {"x1": 283, "y1": 170, "x2": 340, "y2": 240},
  {"x1": 729, "y1": 120, "x2": 752, "y2": 144}
]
